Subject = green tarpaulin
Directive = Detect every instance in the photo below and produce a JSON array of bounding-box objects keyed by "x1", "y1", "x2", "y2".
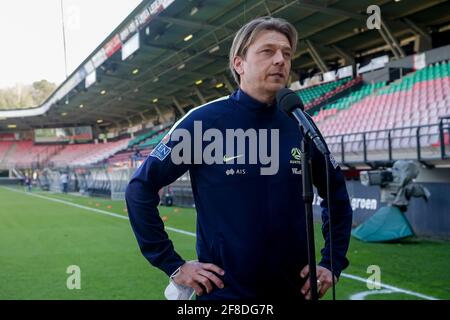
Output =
[{"x1": 352, "y1": 206, "x2": 415, "y2": 242}]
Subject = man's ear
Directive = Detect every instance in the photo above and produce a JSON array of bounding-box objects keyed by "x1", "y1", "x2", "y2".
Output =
[{"x1": 233, "y1": 56, "x2": 244, "y2": 76}]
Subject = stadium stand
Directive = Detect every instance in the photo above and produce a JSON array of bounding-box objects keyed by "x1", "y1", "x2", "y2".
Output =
[
  {"x1": 2, "y1": 141, "x2": 62, "y2": 169},
  {"x1": 314, "y1": 61, "x2": 450, "y2": 160},
  {"x1": 48, "y1": 138, "x2": 130, "y2": 167}
]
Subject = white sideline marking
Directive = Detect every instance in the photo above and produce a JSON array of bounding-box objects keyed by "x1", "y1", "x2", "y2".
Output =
[
  {"x1": 350, "y1": 289, "x2": 394, "y2": 300},
  {"x1": 2, "y1": 187, "x2": 439, "y2": 300},
  {"x1": 340, "y1": 273, "x2": 438, "y2": 300},
  {"x1": 2, "y1": 187, "x2": 195, "y2": 237}
]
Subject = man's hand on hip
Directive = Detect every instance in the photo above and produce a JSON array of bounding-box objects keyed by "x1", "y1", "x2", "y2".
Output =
[
  {"x1": 172, "y1": 260, "x2": 225, "y2": 296},
  {"x1": 300, "y1": 265, "x2": 338, "y2": 300}
]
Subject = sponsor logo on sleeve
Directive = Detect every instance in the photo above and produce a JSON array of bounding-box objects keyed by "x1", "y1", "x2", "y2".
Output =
[{"x1": 150, "y1": 142, "x2": 172, "y2": 161}]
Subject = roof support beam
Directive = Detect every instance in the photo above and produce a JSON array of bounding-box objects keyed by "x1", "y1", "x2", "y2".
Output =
[
  {"x1": 305, "y1": 39, "x2": 329, "y2": 73},
  {"x1": 138, "y1": 112, "x2": 148, "y2": 122},
  {"x1": 172, "y1": 97, "x2": 186, "y2": 116},
  {"x1": 402, "y1": 18, "x2": 431, "y2": 41},
  {"x1": 331, "y1": 45, "x2": 355, "y2": 65},
  {"x1": 126, "y1": 117, "x2": 133, "y2": 127},
  {"x1": 194, "y1": 87, "x2": 207, "y2": 105},
  {"x1": 402, "y1": 18, "x2": 432, "y2": 52},
  {"x1": 263, "y1": 1, "x2": 273, "y2": 16},
  {"x1": 378, "y1": 20, "x2": 406, "y2": 59},
  {"x1": 153, "y1": 104, "x2": 168, "y2": 123},
  {"x1": 187, "y1": 99, "x2": 198, "y2": 108},
  {"x1": 221, "y1": 75, "x2": 235, "y2": 94}
]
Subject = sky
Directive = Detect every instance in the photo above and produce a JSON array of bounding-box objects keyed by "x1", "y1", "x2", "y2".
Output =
[{"x1": 0, "y1": 0, "x2": 142, "y2": 89}]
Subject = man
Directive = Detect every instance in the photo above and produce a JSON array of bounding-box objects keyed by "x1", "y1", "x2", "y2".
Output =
[
  {"x1": 131, "y1": 147, "x2": 143, "y2": 167},
  {"x1": 60, "y1": 172, "x2": 69, "y2": 194},
  {"x1": 24, "y1": 174, "x2": 32, "y2": 192},
  {"x1": 126, "y1": 17, "x2": 353, "y2": 300}
]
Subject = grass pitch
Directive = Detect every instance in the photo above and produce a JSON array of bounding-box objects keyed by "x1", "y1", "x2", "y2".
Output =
[{"x1": 0, "y1": 186, "x2": 448, "y2": 300}]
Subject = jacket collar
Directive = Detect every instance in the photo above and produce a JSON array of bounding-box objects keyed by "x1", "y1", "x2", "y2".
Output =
[{"x1": 231, "y1": 88, "x2": 277, "y2": 111}]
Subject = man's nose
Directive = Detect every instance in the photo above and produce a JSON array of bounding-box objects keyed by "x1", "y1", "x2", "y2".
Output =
[{"x1": 273, "y1": 49, "x2": 285, "y2": 65}]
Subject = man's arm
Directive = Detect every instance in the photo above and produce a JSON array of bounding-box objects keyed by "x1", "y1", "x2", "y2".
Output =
[
  {"x1": 125, "y1": 120, "x2": 194, "y2": 277},
  {"x1": 311, "y1": 147, "x2": 353, "y2": 278},
  {"x1": 125, "y1": 114, "x2": 225, "y2": 297}
]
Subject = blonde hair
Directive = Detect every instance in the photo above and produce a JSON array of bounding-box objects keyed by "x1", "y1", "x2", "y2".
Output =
[{"x1": 229, "y1": 16, "x2": 298, "y2": 85}]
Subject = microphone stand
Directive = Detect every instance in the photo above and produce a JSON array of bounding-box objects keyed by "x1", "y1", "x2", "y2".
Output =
[
  {"x1": 276, "y1": 89, "x2": 336, "y2": 301},
  {"x1": 300, "y1": 132, "x2": 319, "y2": 301}
]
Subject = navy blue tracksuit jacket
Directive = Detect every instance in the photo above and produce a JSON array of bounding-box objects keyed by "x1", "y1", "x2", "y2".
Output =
[{"x1": 125, "y1": 89, "x2": 353, "y2": 300}]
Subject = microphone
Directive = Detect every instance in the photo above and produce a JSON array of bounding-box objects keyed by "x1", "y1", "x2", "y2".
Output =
[{"x1": 276, "y1": 88, "x2": 328, "y2": 155}]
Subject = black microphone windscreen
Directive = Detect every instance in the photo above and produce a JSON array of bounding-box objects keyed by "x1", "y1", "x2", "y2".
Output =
[{"x1": 276, "y1": 88, "x2": 304, "y2": 113}]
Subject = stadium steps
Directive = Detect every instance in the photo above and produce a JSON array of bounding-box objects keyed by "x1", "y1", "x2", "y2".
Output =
[
  {"x1": 297, "y1": 76, "x2": 352, "y2": 105},
  {"x1": 305, "y1": 76, "x2": 363, "y2": 112}
]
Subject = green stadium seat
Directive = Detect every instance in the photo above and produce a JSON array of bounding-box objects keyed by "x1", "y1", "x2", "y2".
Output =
[{"x1": 296, "y1": 77, "x2": 352, "y2": 104}]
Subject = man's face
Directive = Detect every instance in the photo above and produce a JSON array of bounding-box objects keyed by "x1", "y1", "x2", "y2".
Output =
[{"x1": 234, "y1": 30, "x2": 292, "y2": 100}]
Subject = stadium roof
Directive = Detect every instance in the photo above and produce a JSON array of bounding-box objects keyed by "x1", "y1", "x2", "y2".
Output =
[{"x1": 1, "y1": 0, "x2": 449, "y2": 133}]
